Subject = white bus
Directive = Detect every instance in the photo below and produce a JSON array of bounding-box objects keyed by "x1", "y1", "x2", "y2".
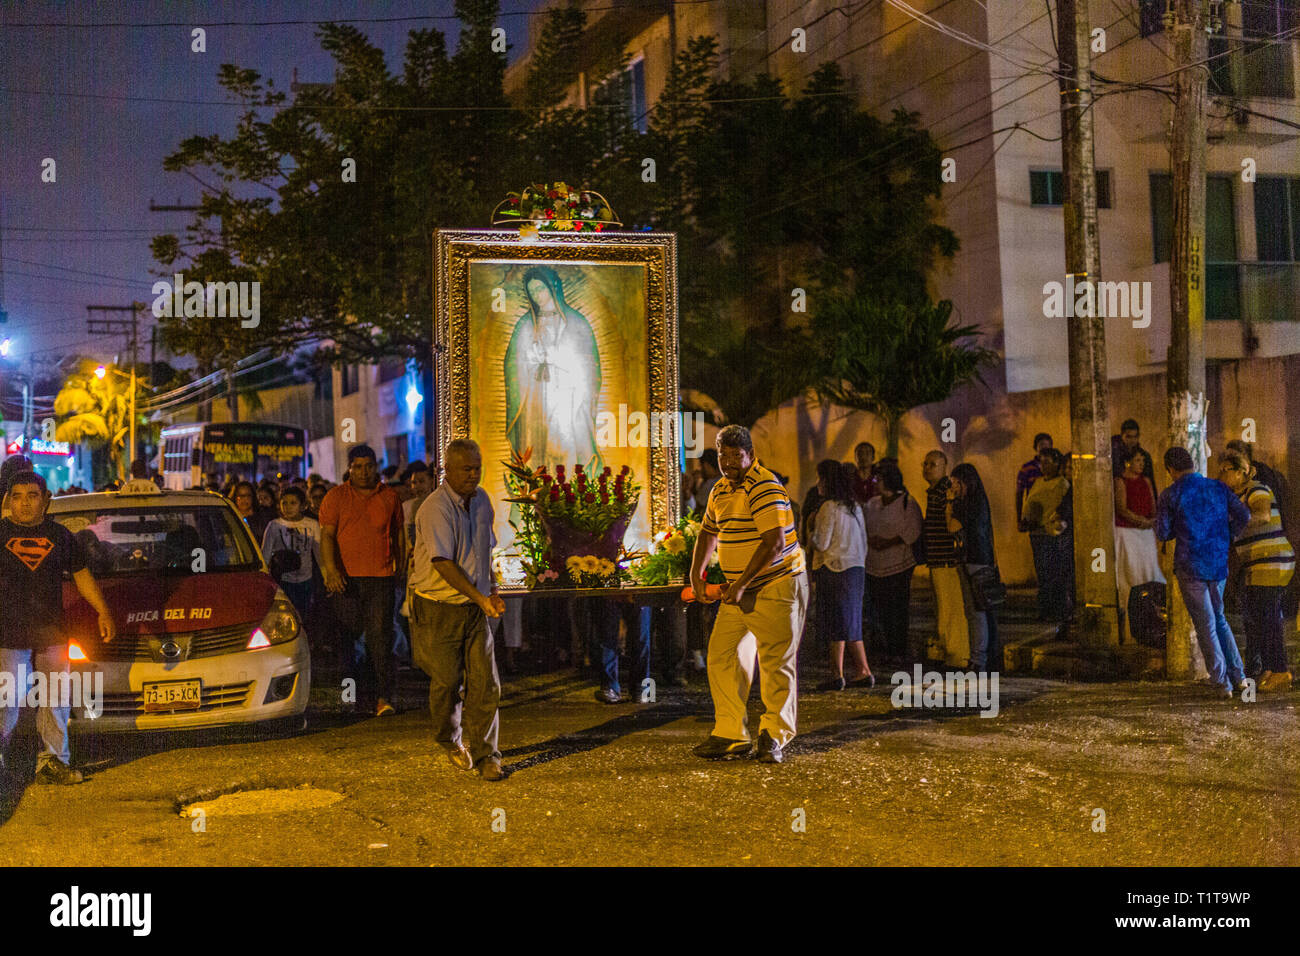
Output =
[{"x1": 158, "y1": 422, "x2": 308, "y2": 490}]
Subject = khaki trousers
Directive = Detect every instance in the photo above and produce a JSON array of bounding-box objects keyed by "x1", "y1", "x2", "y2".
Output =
[
  {"x1": 930, "y1": 565, "x2": 970, "y2": 666},
  {"x1": 706, "y1": 572, "x2": 808, "y2": 748}
]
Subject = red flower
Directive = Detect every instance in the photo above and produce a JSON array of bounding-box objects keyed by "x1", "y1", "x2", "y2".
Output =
[
  {"x1": 555, "y1": 465, "x2": 565, "y2": 477},
  {"x1": 545, "y1": 207, "x2": 555, "y2": 218},
  {"x1": 565, "y1": 492, "x2": 576, "y2": 504},
  {"x1": 508, "y1": 197, "x2": 519, "y2": 206},
  {"x1": 595, "y1": 223, "x2": 604, "y2": 231},
  {"x1": 583, "y1": 492, "x2": 596, "y2": 504},
  {"x1": 574, "y1": 464, "x2": 584, "y2": 475},
  {"x1": 547, "y1": 190, "x2": 558, "y2": 199},
  {"x1": 540, "y1": 474, "x2": 553, "y2": 485},
  {"x1": 603, "y1": 466, "x2": 613, "y2": 476},
  {"x1": 615, "y1": 489, "x2": 625, "y2": 502},
  {"x1": 598, "y1": 473, "x2": 608, "y2": 485},
  {"x1": 549, "y1": 485, "x2": 560, "y2": 501},
  {"x1": 620, "y1": 465, "x2": 631, "y2": 475}
]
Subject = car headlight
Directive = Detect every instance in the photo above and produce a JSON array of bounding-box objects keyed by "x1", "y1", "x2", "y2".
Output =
[{"x1": 248, "y1": 594, "x2": 300, "y2": 649}]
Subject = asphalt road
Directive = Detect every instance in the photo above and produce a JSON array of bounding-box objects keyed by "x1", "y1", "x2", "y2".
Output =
[{"x1": 1, "y1": 665, "x2": 1295, "y2": 866}]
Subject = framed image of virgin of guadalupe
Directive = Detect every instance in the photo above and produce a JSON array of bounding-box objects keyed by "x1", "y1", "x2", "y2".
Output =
[{"x1": 434, "y1": 229, "x2": 680, "y2": 556}]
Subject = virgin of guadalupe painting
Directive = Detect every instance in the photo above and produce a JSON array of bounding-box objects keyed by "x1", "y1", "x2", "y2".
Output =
[
  {"x1": 504, "y1": 265, "x2": 603, "y2": 474},
  {"x1": 435, "y1": 228, "x2": 680, "y2": 555}
]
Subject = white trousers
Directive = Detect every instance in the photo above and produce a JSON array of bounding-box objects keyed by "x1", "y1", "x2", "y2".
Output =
[{"x1": 706, "y1": 573, "x2": 809, "y2": 747}]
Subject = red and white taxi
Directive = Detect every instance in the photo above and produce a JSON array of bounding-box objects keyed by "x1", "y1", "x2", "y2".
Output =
[{"x1": 49, "y1": 488, "x2": 310, "y2": 732}]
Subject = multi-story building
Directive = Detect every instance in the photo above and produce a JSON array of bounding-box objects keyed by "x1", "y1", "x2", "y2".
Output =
[
  {"x1": 329, "y1": 356, "x2": 430, "y2": 481},
  {"x1": 506, "y1": 0, "x2": 1300, "y2": 582}
]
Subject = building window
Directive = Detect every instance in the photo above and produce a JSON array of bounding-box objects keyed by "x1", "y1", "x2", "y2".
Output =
[
  {"x1": 1029, "y1": 169, "x2": 1112, "y2": 208},
  {"x1": 377, "y1": 355, "x2": 406, "y2": 384},
  {"x1": 341, "y1": 364, "x2": 360, "y2": 397},
  {"x1": 1138, "y1": 0, "x2": 1165, "y2": 37},
  {"x1": 595, "y1": 57, "x2": 648, "y2": 135},
  {"x1": 384, "y1": 433, "x2": 408, "y2": 471},
  {"x1": 628, "y1": 58, "x2": 647, "y2": 134},
  {"x1": 1143, "y1": 1, "x2": 1297, "y2": 96},
  {"x1": 1150, "y1": 172, "x2": 1240, "y2": 318},
  {"x1": 1227, "y1": 0, "x2": 1296, "y2": 98},
  {"x1": 1255, "y1": 177, "x2": 1300, "y2": 261}
]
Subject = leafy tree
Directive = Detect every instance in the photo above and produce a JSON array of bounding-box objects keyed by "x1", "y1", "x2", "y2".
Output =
[
  {"x1": 797, "y1": 296, "x2": 997, "y2": 458},
  {"x1": 620, "y1": 46, "x2": 960, "y2": 428},
  {"x1": 153, "y1": 6, "x2": 962, "y2": 437}
]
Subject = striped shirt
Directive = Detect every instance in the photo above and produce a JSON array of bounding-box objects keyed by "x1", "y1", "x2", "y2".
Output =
[
  {"x1": 702, "y1": 460, "x2": 805, "y2": 588},
  {"x1": 924, "y1": 479, "x2": 959, "y2": 567},
  {"x1": 1234, "y1": 481, "x2": 1295, "y2": 587}
]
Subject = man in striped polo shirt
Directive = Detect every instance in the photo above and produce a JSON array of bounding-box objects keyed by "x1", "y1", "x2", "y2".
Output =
[
  {"x1": 689, "y1": 425, "x2": 808, "y2": 764},
  {"x1": 923, "y1": 450, "x2": 969, "y2": 666}
]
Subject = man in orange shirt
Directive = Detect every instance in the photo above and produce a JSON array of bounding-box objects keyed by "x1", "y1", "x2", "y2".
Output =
[{"x1": 319, "y1": 444, "x2": 406, "y2": 716}]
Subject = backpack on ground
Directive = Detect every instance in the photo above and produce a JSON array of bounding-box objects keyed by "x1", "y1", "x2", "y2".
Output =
[{"x1": 1128, "y1": 581, "x2": 1167, "y2": 648}]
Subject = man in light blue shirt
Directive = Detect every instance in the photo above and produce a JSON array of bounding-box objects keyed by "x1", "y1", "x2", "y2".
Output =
[{"x1": 409, "y1": 439, "x2": 506, "y2": 781}]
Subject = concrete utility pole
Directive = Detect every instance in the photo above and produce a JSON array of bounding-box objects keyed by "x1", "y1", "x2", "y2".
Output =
[
  {"x1": 87, "y1": 303, "x2": 144, "y2": 470},
  {"x1": 1056, "y1": 0, "x2": 1120, "y2": 644},
  {"x1": 1163, "y1": 0, "x2": 1215, "y2": 679}
]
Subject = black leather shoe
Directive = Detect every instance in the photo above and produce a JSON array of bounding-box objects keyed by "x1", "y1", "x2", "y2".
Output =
[
  {"x1": 692, "y1": 735, "x2": 753, "y2": 760},
  {"x1": 756, "y1": 730, "x2": 784, "y2": 764},
  {"x1": 35, "y1": 758, "x2": 84, "y2": 785},
  {"x1": 595, "y1": 687, "x2": 621, "y2": 704}
]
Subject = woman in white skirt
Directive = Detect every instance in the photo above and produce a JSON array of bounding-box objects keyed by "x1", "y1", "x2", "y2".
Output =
[{"x1": 1113, "y1": 447, "x2": 1164, "y2": 641}]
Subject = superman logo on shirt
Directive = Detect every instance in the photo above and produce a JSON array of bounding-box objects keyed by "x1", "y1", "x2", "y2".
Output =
[{"x1": 5, "y1": 536, "x2": 54, "y2": 571}]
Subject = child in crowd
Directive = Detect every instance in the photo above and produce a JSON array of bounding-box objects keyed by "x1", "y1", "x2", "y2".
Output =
[{"x1": 261, "y1": 486, "x2": 322, "y2": 618}]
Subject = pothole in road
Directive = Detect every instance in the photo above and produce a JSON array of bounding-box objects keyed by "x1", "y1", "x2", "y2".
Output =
[{"x1": 179, "y1": 786, "x2": 344, "y2": 818}]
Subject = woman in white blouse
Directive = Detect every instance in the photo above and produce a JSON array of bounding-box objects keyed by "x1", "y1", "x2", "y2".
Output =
[{"x1": 809, "y1": 459, "x2": 873, "y2": 690}]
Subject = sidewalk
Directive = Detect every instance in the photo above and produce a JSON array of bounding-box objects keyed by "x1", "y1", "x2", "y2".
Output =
[{"x1": 904, "y1": 577, "x2": 1298, "y2": 681}]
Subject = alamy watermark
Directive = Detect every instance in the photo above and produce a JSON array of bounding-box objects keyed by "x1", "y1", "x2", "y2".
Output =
[
  {"x1": 0, "y1": 667, "x2": 103, "y2": 718},
  {"x1": 890, "y1": 665, "x2": 999, "y2": 718},
  {"x1": 594, "y1": 404, "x2": 706, "y2": 458},
  {"x1": 1042, "y1": 276, "x2": 1152, "y2": 328},
  {"x1": 151, "y1": 272, "x2": 260, "y2": 328},
  {"x1": 49, "y1": 886, "x2": 151, "y2": 936}
]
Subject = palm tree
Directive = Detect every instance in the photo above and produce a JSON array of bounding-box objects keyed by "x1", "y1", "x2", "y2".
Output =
[
  {"x1": 804, "y1": 296, "x2": 997, "y2": 457},
  {"x1": 54, "y1": 361, "x2": 140, "y2": 482}
]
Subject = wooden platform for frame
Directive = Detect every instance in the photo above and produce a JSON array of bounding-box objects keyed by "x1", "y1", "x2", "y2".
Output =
[{"x1": 498, "y1": 584, "x2": 688, "y2": 606}]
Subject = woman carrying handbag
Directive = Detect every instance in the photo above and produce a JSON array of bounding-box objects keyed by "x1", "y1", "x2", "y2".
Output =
[{"x1": 946, "y1": 463, "x2": 1004, "y2": 671}]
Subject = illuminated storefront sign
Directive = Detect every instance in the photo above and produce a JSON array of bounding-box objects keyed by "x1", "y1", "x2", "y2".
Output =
[{"x1": 6, "y1": 436, "x2": 72, "y2": 456}]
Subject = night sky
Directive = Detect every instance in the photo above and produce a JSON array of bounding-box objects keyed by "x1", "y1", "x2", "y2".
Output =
[{"x1": 0, "y1": 0, "x2": 542, "y2": 373}]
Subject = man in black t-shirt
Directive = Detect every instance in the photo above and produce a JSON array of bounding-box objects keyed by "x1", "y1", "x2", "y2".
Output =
[{"x1": 0, "y1": 472, "x2": 115, "y2": 785}]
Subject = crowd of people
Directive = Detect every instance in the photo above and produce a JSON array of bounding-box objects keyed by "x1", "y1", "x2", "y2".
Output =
[
  {"x1": 1, "y1": 409, "x2": 1294, "y2": 781},
  {"x1": 792, "y1": 442, "x2": 1003, "y2": 691}
]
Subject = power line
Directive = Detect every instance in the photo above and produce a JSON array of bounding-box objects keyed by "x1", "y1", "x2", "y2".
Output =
[{"x1": 0, "y1": 0, "x2": 726, "y2": 28}]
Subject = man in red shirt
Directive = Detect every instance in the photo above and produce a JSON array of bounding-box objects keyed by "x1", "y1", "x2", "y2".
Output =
[{"x1": 319, "y1": 444, "x2": 406, "y2": 716}]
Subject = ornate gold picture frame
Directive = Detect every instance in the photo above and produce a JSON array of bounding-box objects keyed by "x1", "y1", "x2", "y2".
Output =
[{"x1": 434, "y1": 229, "x2": 680, "y2": 553}]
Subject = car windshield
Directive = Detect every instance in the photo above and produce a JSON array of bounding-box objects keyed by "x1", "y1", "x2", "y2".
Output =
[{"x1": 50, "y1": 505, "x2": 261, "y2": 576}]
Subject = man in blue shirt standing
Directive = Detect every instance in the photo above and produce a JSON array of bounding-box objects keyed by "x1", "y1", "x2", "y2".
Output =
[{"x1": 1154, "y1": 446, "x2": 1251, "y2": 697}]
